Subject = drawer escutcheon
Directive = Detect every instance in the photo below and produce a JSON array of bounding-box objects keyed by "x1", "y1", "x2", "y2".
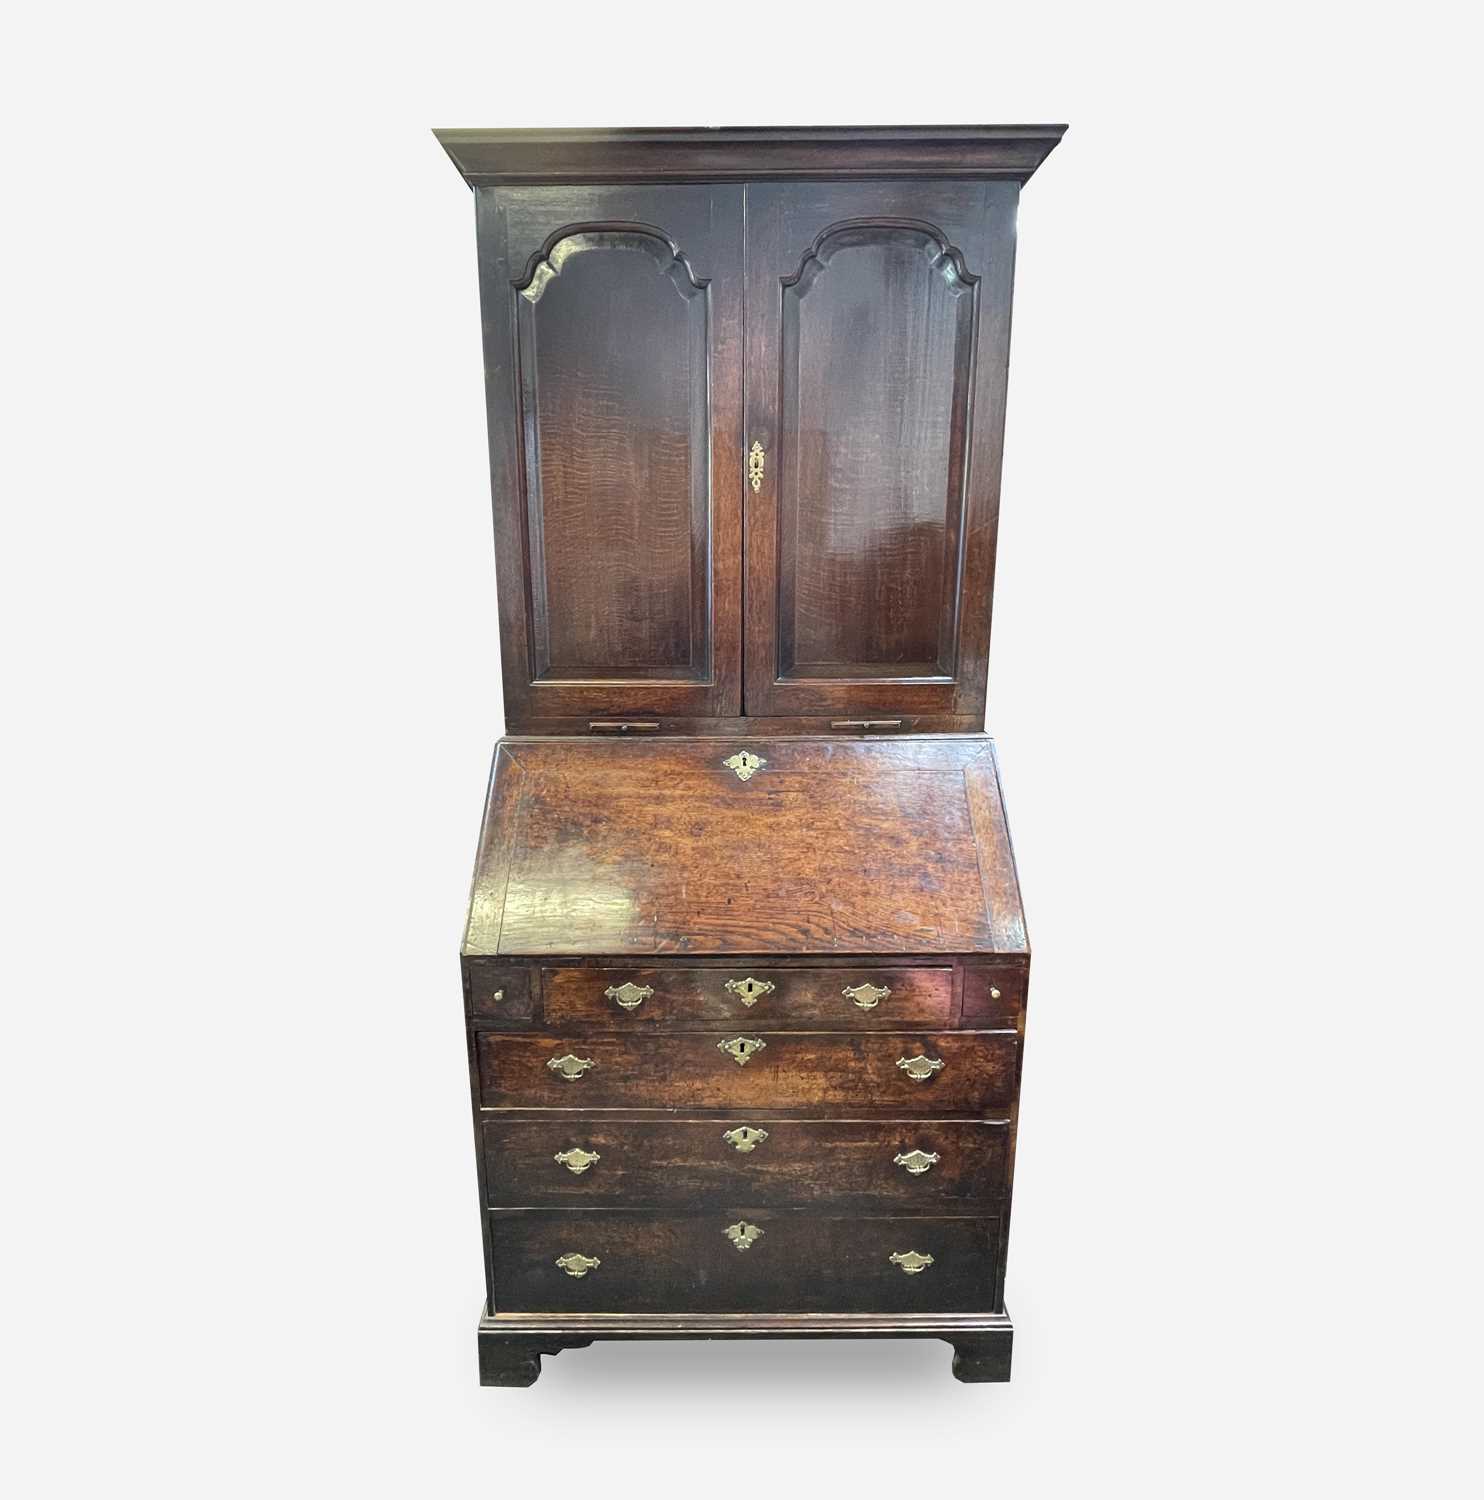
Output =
[
  {"x1": 724, "y1": 976, "x2": 775, "y2": 1006},
  {"x1": 718, "y1": 1036, "x2": 767, "y2": 1067},
  {"x1": 893, "y1": 1148, "x2": 941, "y2": 1175},
  {"x1": 724, "y1": 1221, "x2": 764, "y2": 1251},
  {"x1": 722, "y1": 1125, "x2": 770, "y2": 1153}
]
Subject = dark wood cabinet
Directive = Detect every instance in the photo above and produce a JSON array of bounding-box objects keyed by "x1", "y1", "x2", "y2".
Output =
[{"x1": 438, "y1": 124, "x2": 1064, "y2": 1385}]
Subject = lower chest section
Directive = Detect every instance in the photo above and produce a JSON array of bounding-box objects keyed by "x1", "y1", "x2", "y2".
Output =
[{"x1": 465, "y1": 957, "x2": 1028, "y2": 1316}]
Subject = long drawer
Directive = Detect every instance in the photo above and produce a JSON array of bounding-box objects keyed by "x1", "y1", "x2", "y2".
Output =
[
  {"x1": 490, "y1": 1210, "x2": 1003, "y2": 1314},
  {"x1": 542, "y1": 966, "x2": 955, "y2": 1029},
  {"x1": 476, "y1": 1031, "x2": 1018, "y2": 1112},
  {"x1": 483, "y1": 1118, "x2": 1010, "y2": 1209}
]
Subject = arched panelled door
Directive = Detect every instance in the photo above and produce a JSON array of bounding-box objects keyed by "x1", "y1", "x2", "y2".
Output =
[{"x1": 742, "y1": 181, "x2": 1017, "y2": 722}]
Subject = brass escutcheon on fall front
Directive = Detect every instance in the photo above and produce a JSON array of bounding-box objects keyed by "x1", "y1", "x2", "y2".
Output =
[
  {"x1": 747, "y1": 440, "x2": 765, "y2": 491},
  {"x1": 889, "y1": 1250, "x2": 935, "y2": 1275},
  {"x1": 724, "y1": 976, "x2": 775, "y2": 1006},
  {"x1": 722, "y1": 750, "x2": 765, "y2": 781},
  {"x1": 722, "y1": 1125, "x2": 769, "y2": 1153},
  {"x1": 893, "y1": 1149, "x2": 941, "y2": 1175},
  {"x1": 717, "y1": 1036, "x2": 766, "y2": 1066},
  {"x1": 843, "y1": 982, "x2": 890, "y2": 1010},
  {"x1": 555, "y1": 1252, "x2": 601, "y2": 1278},
  {"x1": 896, "y1": 1054, "x2": 944, "y2": 1082},
  {"x1": 547, "y1": 1053, "x2": 597, "y2": 1081},
  {"x1": 604, "y1": 980, "x2": 653, "y2": 1010},
  {"x1": 554, "y1": 1147, "x2": 601, "y2": 1175},
  {"x1": 724, "y1": 1221, "x2": 764, "y2": 1251}
]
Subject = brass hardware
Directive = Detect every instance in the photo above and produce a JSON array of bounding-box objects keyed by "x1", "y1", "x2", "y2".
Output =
[
  {"x1": 893, "y1": 1149, "x2": 941, "y2": 1176},
  {"x1": 605, "y1": 981, "x2": 653, "y2": 1010},
  {"x1": 843, "y1": 982, "x2": 891, "y2": 1010},
  {"x1": 748, "y1": 440, "x2": 765, "y2": 492},
  {"x1": 896, "y1": 1054, "x2": 944, "y2": 1082},
  {"x1": 889, "y1": 1250, "x2": 935, "y2": 1275},
  {"x1": 490, "y1": 989, "x2": 504, "y2": 1004},
  {"x1": 830, "y1": 720, "x2": 904, "y2": 730},
  {"x1": 724, "y1": 977, "x2": 775, "y2": 1006},
  {"x1": 723, "y1": 750, "x2": 766, "y2": 781},
  {"x1": 547, "y1": 1053, "x2": 597, "y2": 1081},
  {"x1": 555, "y1": 1252, "x2": 601, "y2": 1277},
  {"x1": 990, "y1": 987, "x2": 1002, "y2": 1000},
  {"x1": 587, "y1": 721, "x2": 660, "y2": 733},
  {"x1": 718, "y1": 1036, "x2": 766, "y2": 1067},
  {"x1": 724, "y1": 1221, "x2": 764, "y2": 1251},
  {"x1": 554, "y1": 1147, "x2": 601, "y2": 1175},
  {"x1": 723, "y1": 1125, "x2": 770, "y2": 1153}
]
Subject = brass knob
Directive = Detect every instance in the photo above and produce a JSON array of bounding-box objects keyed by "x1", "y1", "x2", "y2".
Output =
[
  {"x1": 896, "y1": 1054, "x2": 944, "y2": 1082},
  {"x1": 547, "y1": 1053, "x2": 596, "y2": 1081},
  {"x1": 604, "y1": 981, "x2": 652, "y2": 1010},
  {"x1": 554, "y1": 1147, "x2": 601, "y2": 1174},
  {"x1": 990, "y1": 986, "x2": 1002, "y2": 1000},
  {"x1": 555, "y1": 1252, "x2": 601, "y2": 1278}
]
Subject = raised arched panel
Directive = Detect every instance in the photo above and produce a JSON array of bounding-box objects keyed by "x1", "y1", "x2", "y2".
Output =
[
  {"x1": 777, "y1": 220, "x2": 976, "y2": 678},
  {"x1": 515, "y1": 226, "x2": 712, "y2": 681}
]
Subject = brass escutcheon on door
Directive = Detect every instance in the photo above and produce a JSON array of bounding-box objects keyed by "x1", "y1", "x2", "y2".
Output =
[
  {"x1": 718, "y1": 1036, "x2": 766, "y2": 1067},
  {"x1": 748, "y1": 440, "x2": 765, "y2": 492},
  {"x1": 893, "y1": 1149, "x2": 941, "y2": 1176},
  {"x1": 889, "y1": 1250, "x2": 934, "y2": 1275},
  {"x1": 554, "y1": 1147, "x2": 601, "y2": 1175},
  {"x1": 896, "y1": 1054, "x2": 944, "y2": 1082},
  {"x1": 724, "y1": 976, "x2": 775, "y2": 1006},
  {"x1": 724, "y1": 1220, "x2": 764, "y2": 1251},
  {"x1": 843, "y1": 982, "x2": 890, "y2": 1010},
  {"x1": 723, "y1": 1125, "x2": 769, "y2": 1153},
  {"x1": 605, "y1": 981, "x2": 653, "y2": 1010}
]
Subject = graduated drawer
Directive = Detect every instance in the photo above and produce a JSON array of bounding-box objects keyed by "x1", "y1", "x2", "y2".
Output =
[
  {"x1": 490, "y1": 1210, "x2": 1002, "y2": 1314},
  {"x1": 542, "y1": 966, "x2": 954, "y2": 1029},
  {"x1": 483, "y1": 1118, "x2": 1010, "y2": 1209},
  {"x1": 476, "y1": 1031, "x2": 1018, "y2": 1112}
]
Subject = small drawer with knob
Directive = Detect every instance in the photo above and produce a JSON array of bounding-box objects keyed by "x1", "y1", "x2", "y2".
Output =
[
  {"x1": 482, "y1": 1117, "x2": 1011, "y2": 1209},
  {"x1": 463, "y1": 960, "x2": 534, "y2": 1022},
  {"x1": 961, "y1": 965, "x2": 1028, "y2": 1025},
  {"x1": 540, "y1": 965, "x2": 955, "y2": 1029},
  {"x1": 489, "y1": 1209, "x2": 1004, "y2": 1314},
  {"x1": 475, "y1": 1031, "x2": 1018, "y2": 1111}
]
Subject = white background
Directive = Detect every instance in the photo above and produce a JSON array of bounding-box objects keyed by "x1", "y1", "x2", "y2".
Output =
[{"x1": 4, "y1": 3, "x2": 1480, "y2": 1495}]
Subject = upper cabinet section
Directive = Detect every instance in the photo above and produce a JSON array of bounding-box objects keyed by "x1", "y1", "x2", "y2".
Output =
[
  {"x1": 472, "y1": 186, "x2": 743, "y2": 721},
  {"x1": 439, "y1": 128, "x2": 1064, "y2": 731}
]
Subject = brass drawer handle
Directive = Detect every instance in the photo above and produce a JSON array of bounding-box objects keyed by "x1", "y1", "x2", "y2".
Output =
[
  {"x1": 748, "y1": 440, "x2": 765, "y2": 491},
  {"x1": 843, "y1": 982, "x2": 890, "y2": 1010},
  {"x1": 724, "y1": 1220, "x2": 764, "y2": 1251},
  {"x1": 723, "y1": 1125, "x2": 769, "y2": 1153},
  {"x1": 605, "y1": 981, "x2": 653, "y2": 1010},
  {"x1": 889, "y1": 1250, "x2": 935, "y2": 1275},
  {"x1": 896, "y1": 1054, "x2": 944, "y2": 1082},
  {"x1": 718, "y1": 1036, "x2": 766, "y2": 1067},
  {"x1": 554, "y1": 1147, "x2": 601, "y2": 1175},
  {"x1": 547, "y1": 1053, "x2": 596, "y2": 1081},
  {"x1": 893, "y1": 1149, "x2": 940, "y2": 1175},
  {"x1": 555, "y1": 1252, "x2": 601, "y2": 1278},
  {"x1": 724, "y1": 976, "x2": 775, "y2": 1006}
]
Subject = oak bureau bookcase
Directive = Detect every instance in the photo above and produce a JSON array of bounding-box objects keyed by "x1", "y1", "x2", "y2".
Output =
[{"x1": 436, "y1": 124, "x2": 1065, "y2": 1385}]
